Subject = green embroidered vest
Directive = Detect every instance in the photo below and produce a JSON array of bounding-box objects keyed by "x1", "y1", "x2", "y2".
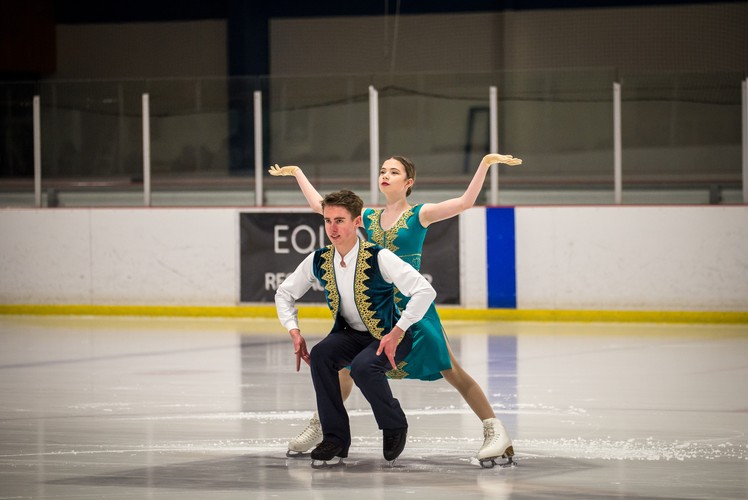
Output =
[{"x1": 311, "y1": 241, "x2": 400, "y2": 339}]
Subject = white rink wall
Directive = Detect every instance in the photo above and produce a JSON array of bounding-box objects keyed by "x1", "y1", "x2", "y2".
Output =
[
  {"x1": 0, "y1": 208, "x2": 239, "y2": 306},
  {"x1": 514, "y1": 206, "x2": 748, "y2": 312},
  {"x1": 0, "y1": 206, "x2": 746, "y2": 311}
]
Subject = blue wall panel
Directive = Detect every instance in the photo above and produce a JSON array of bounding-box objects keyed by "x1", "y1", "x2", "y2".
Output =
[{"x1": 486, "y1": 207, "x2": 516, "y2": 308}]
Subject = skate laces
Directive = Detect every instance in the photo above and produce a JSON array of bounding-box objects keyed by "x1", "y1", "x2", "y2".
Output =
[
  {"x1": 482, "y1": 421, "x2": 499, "y2": 446},
  {"x1": 294, "y1": 417, "x2": 321, "y2": 444}
]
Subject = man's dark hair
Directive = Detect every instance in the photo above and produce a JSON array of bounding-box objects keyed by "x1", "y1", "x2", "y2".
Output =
[{"x1": 321, "y1": 189, "x2": 364, "y2": 218}]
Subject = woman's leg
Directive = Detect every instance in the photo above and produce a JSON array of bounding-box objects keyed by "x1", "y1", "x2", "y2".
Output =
[
  {"x1": 440, "y1": 342, "x2": 495, "y2": 421},
  {"x1": 339, "y1": 368, "x2": 355, "y2": 401},
  {"x1": 440, "y1": 340, "x2": 514, "y2": 465}
]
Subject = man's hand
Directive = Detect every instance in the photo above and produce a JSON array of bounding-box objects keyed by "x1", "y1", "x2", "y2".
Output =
[
  {"x1": 289, "y1": 329, "x2": 310, "y2": 371},
  {"x1": 376, "y1": 326, "x2": 405, "y2": 371},
  {"x1": 268, "y1": 164, "x2": 301, "y2": 176},
  {"x1": 482, "y1": 153, "x2": 522, "y2": 167}
]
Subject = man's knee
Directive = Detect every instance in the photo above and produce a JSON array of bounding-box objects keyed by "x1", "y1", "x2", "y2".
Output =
[
  {"x1": 349, "y1": 352, "x2": 382, "y2": 382},
  {"x1": 309, "y1": 341, "x2": 334, "y2": 368}
]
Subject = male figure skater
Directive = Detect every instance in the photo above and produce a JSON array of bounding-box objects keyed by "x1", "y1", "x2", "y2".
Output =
[{"x1": 275, "y1": 189, "x2": 436, "y2": 466}]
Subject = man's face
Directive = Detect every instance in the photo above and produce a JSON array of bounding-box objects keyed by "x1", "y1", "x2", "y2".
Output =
[{"x1": 323, "y1": 205, "x2": 361, "y2": 249}]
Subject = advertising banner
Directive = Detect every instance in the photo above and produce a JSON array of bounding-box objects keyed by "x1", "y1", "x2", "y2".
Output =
[{"x1": 240, "y1": 211, "x2": 459, "y2": 304}]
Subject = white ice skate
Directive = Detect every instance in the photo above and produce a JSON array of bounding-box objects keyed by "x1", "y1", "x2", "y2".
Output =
[
  {"x1": 286, "y1": 412, "x2": 323, "y2": 457},
  {"x1": 477, "y1": 418, "x2": 515, "y2": 468}
]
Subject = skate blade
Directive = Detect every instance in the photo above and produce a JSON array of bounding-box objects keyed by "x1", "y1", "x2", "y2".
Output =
[
  {"x1": 286, "y1": 449, "x2": 312, "y2": 458},
  {"x1": 478, "y1": 455, "x2": 516, "y2": 469},
  {"x1": 311, "y1": 457, "x2": 345, "y2": 469}
]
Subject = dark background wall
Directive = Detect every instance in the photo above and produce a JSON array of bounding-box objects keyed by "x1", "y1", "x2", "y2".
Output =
[{"x1": 2, "y1": 1, "x2": 746, "y2": 79}]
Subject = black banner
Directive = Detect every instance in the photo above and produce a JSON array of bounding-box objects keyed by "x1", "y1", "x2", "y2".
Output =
[{"x1": 240, "y1": 211, "x2": 459, "y2": 304}]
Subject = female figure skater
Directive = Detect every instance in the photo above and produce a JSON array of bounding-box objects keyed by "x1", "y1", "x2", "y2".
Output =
[{"x1": 269, "y1": 153, "x2": 520, "y2": 467}]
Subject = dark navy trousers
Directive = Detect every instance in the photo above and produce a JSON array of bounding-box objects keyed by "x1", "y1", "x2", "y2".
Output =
[{"x1": 309, "y1": 326, "x2": 413, "y2": 449}]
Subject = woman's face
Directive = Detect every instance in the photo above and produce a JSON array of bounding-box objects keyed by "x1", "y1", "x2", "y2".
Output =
[{"x1": 379, "y1": 158, "x2": 412, "y2": 195}]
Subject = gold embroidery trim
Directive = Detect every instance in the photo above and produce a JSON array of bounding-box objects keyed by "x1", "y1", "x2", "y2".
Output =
[
  {"x1": 393, "y1": 287, "x2": 402, "y2": 308},
  {"x1": 367, "y1": 210, "x2": 384, "y2": 246},
  {"x1": 320, "y1": 245, "x2": 339, "y2": 320},
  {"x1": 386, "y1": 361, "x2": 409, "y2": 379},
  {"x1": 369, "y1": 207, "x2": 417, "y2": 306},
  {"x1": 354, "y1": 241, "x2": 384, "y2": 339},
  {"x1": 383, "y1": 206, "x2": 414, "y2": 256},
  {"x1": 367, "y1": 207, "x2": 414, "y2": 257}
]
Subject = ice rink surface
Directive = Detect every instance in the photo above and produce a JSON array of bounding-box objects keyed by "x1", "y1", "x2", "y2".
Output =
[{"x1": 1, "y1": 315, "x2": 746, "y2": 499}]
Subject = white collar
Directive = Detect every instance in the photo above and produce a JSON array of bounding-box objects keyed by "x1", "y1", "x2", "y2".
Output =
[{"x1": 334, "y1": 238, "x2": 360, "y2": 267}]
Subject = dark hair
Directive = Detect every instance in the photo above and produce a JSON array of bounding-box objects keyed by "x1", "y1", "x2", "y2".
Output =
[
  {"x1": 321, "y1": 189, "x2": 364, "y2": 218},
  {"x1": 390, "y1": 156, "x2": 416, "y2": 196}
]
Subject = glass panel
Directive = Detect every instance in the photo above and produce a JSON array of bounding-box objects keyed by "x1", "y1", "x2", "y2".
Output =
[
  {"x1": 369, "y1": 69, "x2": 618, "y2": 205},
  {"x1": 0, "y1": 71, "x2": 743, "y2": 207},
  {"x1": 145, "y1": 77, "x2": 257, "y2": 207},
  {"x1": 0, "y1": 82, "x2": 37, "y2": 206},
  {"x1": 620, "y1": 72, "x2": 743, "y2": 204},
  {"x1": 263, "y1": 74, "x2": 372, "y2": 205},
  {"x1": 500, "y1": 68, "x2": 618, "y2": 205},
  {"x1": 376, "y1": 72, "x2": 496, "y2": 205},
  {"x1": 32, "y1": 80, "x2": 147, "y2": 207}
]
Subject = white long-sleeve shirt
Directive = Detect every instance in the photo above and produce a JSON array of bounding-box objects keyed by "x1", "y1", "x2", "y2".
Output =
[{"x1": 275, "y1": 238, "x2": 436, "y2": 334}]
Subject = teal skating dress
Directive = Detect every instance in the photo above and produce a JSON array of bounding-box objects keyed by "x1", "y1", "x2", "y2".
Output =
[{"x1": 363, "y1": 204, "x2": 452, "y2": 381}]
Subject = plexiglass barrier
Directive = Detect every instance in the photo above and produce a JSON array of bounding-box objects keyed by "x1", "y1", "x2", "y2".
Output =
[{"x1": 0, "y1": 70, "x2": 744, "y2": 207}]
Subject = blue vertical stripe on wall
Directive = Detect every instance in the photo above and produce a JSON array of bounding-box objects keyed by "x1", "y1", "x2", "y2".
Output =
[{"x1": 486, "y1": 207, "x2": 516, "y2": 308}]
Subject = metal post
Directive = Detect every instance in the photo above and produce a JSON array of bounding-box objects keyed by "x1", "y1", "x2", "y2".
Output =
[
  {"x1": 489, "y1": 86, "x2": 499, "y2": 205},
  {"x1": 369, "y1": 85, "x2": 380, "y2": 206},
  {"x1": 142, "y1": 93, "x2": 151, "y2": 207},
  {"x1": 614, "y1": 82, "x2": 622, "y2": 205},
  {"x1": 117, "y1": 84, "x2": 125, "y2": 174},
  {"x1": 33, "y1": 95, "x2": 42, "y2": 208},
  {"x1": 254, "y1": 90, "x2": 263, "y2": 206}
]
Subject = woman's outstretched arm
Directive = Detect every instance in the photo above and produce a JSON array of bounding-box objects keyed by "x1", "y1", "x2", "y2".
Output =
[
  {"x1": 268, "y1": 164, "x2": 324, "y2": 214},
  {"x1": 419, "y1": 153, "x2": 522, "y2": 227}
]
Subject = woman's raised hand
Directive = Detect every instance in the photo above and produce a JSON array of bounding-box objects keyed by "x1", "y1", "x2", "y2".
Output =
[
  {"x1": 268, "y1": 164, "x2": 301, "y2": 176},
  {"x1": 482, "y1": 154, "x2": 522, "y2": 167}
]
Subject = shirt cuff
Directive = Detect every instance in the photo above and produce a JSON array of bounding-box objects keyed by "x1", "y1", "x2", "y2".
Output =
[
  {"x1": 395, "y1": 318, "x2": 413, "y2": 332},
  {"x1": 283, "y1": 319, "x2": 300, "y2": 332}
]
